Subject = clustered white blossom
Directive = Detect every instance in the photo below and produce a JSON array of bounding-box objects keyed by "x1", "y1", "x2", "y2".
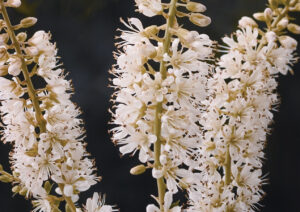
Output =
[
  {"x1": 111, "y1": 0, "x2": 214, "y2": 210},
  {"x1": 186, "y1": 0, "x2": 299, "y2": 211},
  {"x1": 0, "y1": 1, "x2": 114, "y2": 211}
]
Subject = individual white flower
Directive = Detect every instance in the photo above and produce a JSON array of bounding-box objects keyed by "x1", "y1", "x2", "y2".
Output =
[
  {"x1": 238, "y1": 16, "x2": 257, "y2": 28},
  {"x1": 6, "y1": 0, "x2": 21, "y2": 8},
  {"x1": 8, "y1": 57, "x2": 22, "y2": 76},
  {"x1": 135, "y1": 0, "x2": 162, "y2": 17},
  {"x1": 146, "y1": 192, "x2": 181, "y2": 212},
  {"x1": 84, "y1": 193, "x2": 117, "y2": 212}
]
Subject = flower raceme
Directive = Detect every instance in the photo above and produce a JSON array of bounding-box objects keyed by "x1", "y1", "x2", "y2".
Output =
[
  {"x1": 0, "y1": 1, "x2": 114, "y2": 212},
  {"x1": 110, "y1": 0, "x2": 214, "y2": 210},
  {"x1": 186, "y1": 0, "x2": 299, "y2": 211}
]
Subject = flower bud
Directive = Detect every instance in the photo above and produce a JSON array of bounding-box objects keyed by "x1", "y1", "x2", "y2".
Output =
[
  {"x1": 253, "y1": 12, "x2": 265, "y2": 21},
  {"x1": 279, "y1": 36, "x2": 298, "y2": 49},
  {"x1": 12, "y1": 185, "x2": 21, "y2": 193},
  {"x1": 189, "y1": 13, "x2": 211, "y2": 27},
  {"x1": 20, "y1": 17, "x2": 37, "y2": 28},
  {"x1": 287, "y1": 23, "x2": 300, "y2": 34},
  {"x1": 238, "y1": 17, "x2": 258, "y2": 28},
  {"x1": 6, "y1": 0, "x2": 21, "y2": 8},
  {"x1": 0, "y1": 175, "x2": 13, "y2": 183},
  {"x1": 0, "y1": 164, "x2": 3, "y2": 171},
  {"x1": 186, "y1": 2, "x2": 207, "y2": 13},
  {"x1": 19, "y1": 187, "x2": 28, "y2": 196},
  {"x1": 16, "y1": 32, "x2": 27, "y2": 42},
  {"x1": 130, "y1": 164, "x2": 146, "y2": 175},
  {"x1": 264, "y1": 8, "x2": 273, "y2": 22},
  {"x1": 277, "y1": 18, "x2": 289, "y2": 30}
]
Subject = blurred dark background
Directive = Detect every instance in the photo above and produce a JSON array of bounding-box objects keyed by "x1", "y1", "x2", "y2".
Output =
[{"x1": 0, "y1": 0, "x2": 299, "y2": 211}]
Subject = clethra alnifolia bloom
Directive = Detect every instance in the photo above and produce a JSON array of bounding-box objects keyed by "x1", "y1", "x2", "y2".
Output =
[
  {"x1": 111, "y1": 0, "x2": 214, "y2": 210},
  {"x1": 0, "y1": 1, "x2": 115, "y2": 212},
  {"x1": 186, "y1": 0, "x2": 299, "y2": 211}
]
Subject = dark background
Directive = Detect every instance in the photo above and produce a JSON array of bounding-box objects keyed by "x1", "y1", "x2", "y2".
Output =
[{"x1": 0, "y1": 0, "x2": 299, "y2": 211}]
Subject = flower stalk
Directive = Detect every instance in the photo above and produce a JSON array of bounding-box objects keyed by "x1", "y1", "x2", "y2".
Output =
[
  {"x1": 154, "y1": 0, "x2": 178, "y2": 210},
  {"x1": 0, "y1": 0, "x2": 46, "y2": 133}
]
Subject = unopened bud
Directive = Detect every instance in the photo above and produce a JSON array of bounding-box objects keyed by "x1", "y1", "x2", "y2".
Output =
[
  {"x1": 253, "y1": 12, "x2": 265, "y2": 21},
  {"x1": 238, "y1": 16, "x2": 258, "y2": 28},
  {"x1": 279, "y1": 36, "x2": 298, "y2": 49},
  {"x1": 186, "y1": 2, "x2": 206, "y2": 13},
  {"x1": 264, "y1": 8, "x2": 273, "y2": 22},
  {"x1": 189, "y1": 13, "x2": 211, "y2": 27},
  {"x1": 6, "y1": 0, "x2": 21, "y2": 8},
  {"x1": 0, "y1": 164, "x2": 3, "y2": 171},
  {"x1": 12, "y1": 185, "x2": 21, "y2": 193},
  {"x1": 19, "y1": 187, "x2": 28, "y2": 196},
  {"x1": 0, "y1": 175, "x2": 13, "y2": 183},
  {"x1": 12, "y1": 171, "x2": 20, "y2": 177},
  {"x1": 287, "y1": 23, "x2": 300, "y2": 34},
  {"x1": 20, "y1": 17, "x2": 37, "y2": 28},
  {"x1": 130, "y1": 165, "x2": 146, "y2": 175},
  {"x1": 277, "y1": 18, "x2": 289, "y2": 30},
  {"x1": 16, "y1": 32, "x2": 27, "y2": 42}
]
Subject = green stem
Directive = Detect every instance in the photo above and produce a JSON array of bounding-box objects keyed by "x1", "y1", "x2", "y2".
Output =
[
  {"x1": 58, "y1": 184, "x2": 77, "y2": 212},
  {"x1": 154, "y1": 0, "x2": 177, "y2": 211},
  {"x1": 0, "y1": 1, "x2": 47, "y2": 133},
  {"x1": 225, "y1": 145, "x2": 231, "y2": 185}
]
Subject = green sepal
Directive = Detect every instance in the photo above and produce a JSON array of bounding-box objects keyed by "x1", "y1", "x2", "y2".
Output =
[{"x1": 44, "y1": 181, "x2": 53, "y2": 194}]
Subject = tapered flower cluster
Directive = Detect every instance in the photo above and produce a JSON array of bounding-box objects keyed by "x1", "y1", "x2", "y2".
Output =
[
  {"x1": 0, "y1": 1, "x2": 114, "y2": 211},
  {"x1": 186, "y1": 0, "x2": 299, "y2": 211},
  {"x1": 111, "y1": 0, "x2": 214, "y2": 210}
]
